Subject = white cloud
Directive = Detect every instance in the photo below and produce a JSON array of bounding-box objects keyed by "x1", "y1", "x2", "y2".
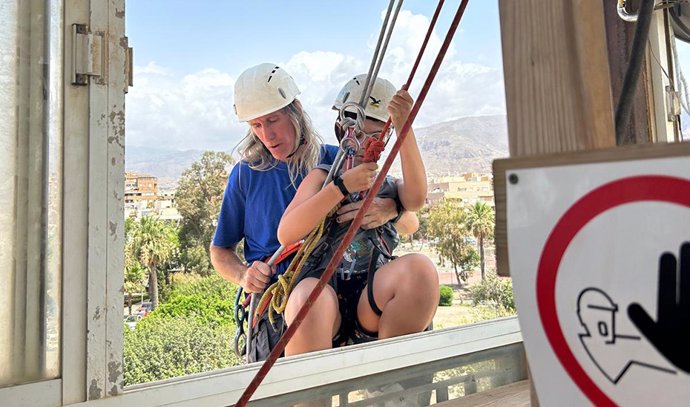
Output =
[
  {"x1": 127, "y1": 65, "x2": 242, "y2": 151},
  {"x1": 126, "y1": 9, "x2": 506, "y2": 152}
]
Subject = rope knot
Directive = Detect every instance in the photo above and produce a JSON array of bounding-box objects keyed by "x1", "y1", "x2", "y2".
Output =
[{"x1": 363, "y1": 138, "x2": 385, "y2": 163}]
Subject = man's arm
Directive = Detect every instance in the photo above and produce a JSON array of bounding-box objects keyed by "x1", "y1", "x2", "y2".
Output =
[
  {"x1": 394, "y1": 210, "x2": 419, "y2": 235},
  {"x1": 210, "y1": 243, "x2": 272, "y2": 293},
  {"x1": 336, "y1": 196, "x2": 419, "y2": 233}
]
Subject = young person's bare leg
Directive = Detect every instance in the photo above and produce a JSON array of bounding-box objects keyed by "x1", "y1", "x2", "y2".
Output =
[
  {"x1": 284, "y1": 277, "x2": 340, "y2": 355},
  {"x1": 357, "y1": 253, "x2": 438, "y2": 338}
]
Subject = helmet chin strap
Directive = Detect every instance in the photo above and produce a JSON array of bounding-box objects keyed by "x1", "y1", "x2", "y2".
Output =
[{"x1": 285, "y1": 136, "x2": 305, "y2": 159}]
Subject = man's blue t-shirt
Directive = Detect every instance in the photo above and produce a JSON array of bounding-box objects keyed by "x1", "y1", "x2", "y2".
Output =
[{"x1": 213, "y1": 144, "x2": 339, "y2": 275}]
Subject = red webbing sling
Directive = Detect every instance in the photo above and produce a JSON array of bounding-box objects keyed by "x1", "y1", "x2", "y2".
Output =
[{"x1": 235, "y1": 1, "x2": 470, "y2": 405}]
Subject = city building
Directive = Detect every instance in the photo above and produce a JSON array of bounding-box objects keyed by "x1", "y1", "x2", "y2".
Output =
[{"x1": 427, "y1": 172, "x2": 494, "y2": 207}]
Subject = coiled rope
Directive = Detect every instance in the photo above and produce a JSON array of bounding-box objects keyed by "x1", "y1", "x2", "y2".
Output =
[{"x1": 256, "y1": 206, "x2": 339, "y2": 325}]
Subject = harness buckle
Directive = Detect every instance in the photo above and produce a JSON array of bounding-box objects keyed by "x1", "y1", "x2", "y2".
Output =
[{"x1": 338, "y1": 260, "x2": 357, "y2": 281}]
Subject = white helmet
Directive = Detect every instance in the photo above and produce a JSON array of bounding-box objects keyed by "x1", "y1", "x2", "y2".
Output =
[
  {"x1": 333, "y1": 74, "x2": 397, "y2": 122},
  {"x1": 233, "y1": 63, "x2": 301, "y2": 122}
]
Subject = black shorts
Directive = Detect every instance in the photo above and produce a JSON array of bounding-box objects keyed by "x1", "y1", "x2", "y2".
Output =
[{"x1": 298, "y1": 259, "x2": 386, "y2": 346}]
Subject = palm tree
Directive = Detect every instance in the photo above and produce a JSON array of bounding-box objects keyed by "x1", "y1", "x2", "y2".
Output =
[
  {"x1": 124, "y1": 262, "x2": 146, "y2": 315},
  {"x1": 467, "y1": 202, "x2": 495, "y2": 281},
  {"x1": 127, "y1": 216, "x2": 179, "y2": 309}
]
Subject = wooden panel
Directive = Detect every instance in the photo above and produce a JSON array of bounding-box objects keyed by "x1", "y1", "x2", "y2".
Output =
[
  {"x1": 433, "y1": 380, "x2": 529, "y2": 407},
  {"x1": 498, "y1": 0, "x2": 615, "y2": 158}
]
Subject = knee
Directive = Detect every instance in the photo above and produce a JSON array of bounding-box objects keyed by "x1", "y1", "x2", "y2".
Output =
[
  {"x1": 405, "y1": 253, "x2": 439, "y2": 285},
  {"x1": 285, "y1": 279, "x2": 338, "y2": 323}
]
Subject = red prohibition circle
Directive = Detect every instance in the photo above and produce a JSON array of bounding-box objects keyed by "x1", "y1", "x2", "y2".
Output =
[{"x1": 537, "y1": 175, "x2": 690, "y2": 407}]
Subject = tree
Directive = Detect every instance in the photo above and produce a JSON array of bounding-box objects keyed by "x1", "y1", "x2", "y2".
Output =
[
  {"x1": 123, "y1": 316, "x2": 239, "y2": 386},
  {"x1": 408, "y1": 205, "x2": 430, "y2": 249},
  {"x1": 175, "y1": 151, "x2": 234, "y2": 276},
  {"x1": 124, "y1": 217, "x2": 146, "y2": 314},
  {"x1": 124, "y1": 261, "x2": 146, "y2": 315},
  {"x1": 426, "y1": 199, "x2": 479, "y2": 286},
  {"x1": 122, "y1": 274, "x2": 241, "y2": 385},
  {"x1": 467, "y1": 201, "x2": 495, "y2": 281},
  {"x1": 128, "y1": 216, "x2": 179, "y2": 309}
]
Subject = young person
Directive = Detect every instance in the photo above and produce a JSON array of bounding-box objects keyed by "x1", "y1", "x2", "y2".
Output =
[{"x1": 276, "y1": 75, "x2": 439, "y2": 357}]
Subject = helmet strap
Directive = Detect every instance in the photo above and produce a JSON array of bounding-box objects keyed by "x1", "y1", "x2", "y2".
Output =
[{"x1": 285, "y1": 136, "x2": 305, "y2": 159}]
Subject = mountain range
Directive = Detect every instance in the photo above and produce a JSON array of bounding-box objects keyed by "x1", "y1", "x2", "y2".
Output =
[{"x1": 125, "y1": 114, "x2": 509, "y2": 187}]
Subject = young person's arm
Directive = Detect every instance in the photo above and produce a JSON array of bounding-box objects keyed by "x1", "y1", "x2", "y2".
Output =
[
  {"x1": 388, "y1": 90, "x2": 427, "y2": 211},
  {"x1": 277, "y1": 163, "x2": 377, "y2": 245}
]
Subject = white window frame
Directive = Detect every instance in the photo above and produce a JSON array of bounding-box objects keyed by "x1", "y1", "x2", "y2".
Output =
[{"x1": 4, "y1": 1, "x2": 524, "y2": 406}]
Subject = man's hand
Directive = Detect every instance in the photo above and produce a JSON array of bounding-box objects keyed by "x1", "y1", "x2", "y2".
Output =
[
  {"x1": 240, "y1": 260, "x2": 274, "y2": 293},
  {"x1": 336, "y1": 197, "x2": 397, "y2": 230},
  {"x1": 628, "y1": 242, "x2": 690, "y2": 373}
]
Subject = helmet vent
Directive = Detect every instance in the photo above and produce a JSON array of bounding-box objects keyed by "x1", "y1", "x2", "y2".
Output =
[
  {"x1": 278, "y1": 88, "x2": 287, "y2": 99},
  {"x1": 266, "y1": 66, "x2": 280, "y2": 83}
]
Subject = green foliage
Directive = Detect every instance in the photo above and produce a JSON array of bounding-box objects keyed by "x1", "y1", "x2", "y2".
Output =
[
  {"x1": 439, "y1": 285, "x2": 454, "y2": 306},
  {"x1": 411, "y1": 205, "x2": 430, "y2": 243},
  {"x1": 181, "y1": 244, "x2": 214, "y2": 277},
  {"x1": 469, "y1": 273, "x2": 515, "y2": 313},
  {"x1": 123, "y1": 316, "x2": 240, "y2": 386},
  {"x1": 150, "y1": 274, "x2": 239, "y2": 328},
  {"x1": 124, "y1": 261, "x2": 146, "y2": 296},
  {"x1": 426, "y1": 200, "x2": 478, "y2": 284},
  {"x1": 171, "y1": 273, "x2": 238, "y2": 301},
  {"x1": 175, "y1": 151, "x2": 234, "y2": 275},
  {"x1": 150, "y1": 294, "x2": 235, "y2": 329},
  {"x1": 466, "y1": 202, "x2": 495, "y2": 280},
  {"x1": 466, "y1": 202, "x2": 494, "y2": 241},
  {"x1": 126, "y1": 216, "x2": 180, "y2": 309}
]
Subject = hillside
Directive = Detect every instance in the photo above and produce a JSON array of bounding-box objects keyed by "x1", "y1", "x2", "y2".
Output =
[
  {"x1": 125, "y1": 115, "x2": 509, "y2": 184},
  {"x1": 389, "y1": 114, "x2": 508, "y2": 177}
]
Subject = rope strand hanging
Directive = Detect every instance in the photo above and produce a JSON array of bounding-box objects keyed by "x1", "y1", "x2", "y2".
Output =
[
  {"x1": 234, "y1": 1, "x2": 470, "y2": 405},
  {"x1": 364, "y1": 0, "x2": 446, "y2": 163}
]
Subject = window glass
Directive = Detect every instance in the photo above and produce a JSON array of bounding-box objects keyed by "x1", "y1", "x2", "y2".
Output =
[{"x1": 0, "y1": 0, "x2": 62, "y2": 387}]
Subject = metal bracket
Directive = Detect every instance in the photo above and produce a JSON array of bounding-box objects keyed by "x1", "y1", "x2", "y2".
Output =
[
  {"x1": 71, "y1": 24, "x2": 103, "y2": 86},
  {"x1": 665, "y1": 85, "x2": 681, "y2": 121},
  {"x1": 124, "y1": 37, "x2": 134, "y2": 92}
]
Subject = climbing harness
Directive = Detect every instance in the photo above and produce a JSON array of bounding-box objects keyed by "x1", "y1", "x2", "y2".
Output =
[
  {"x1": 255, "y1": 205, "x2": 339, "y2": 326},
  {"x1": 235, "y1": 0, "x2": 468, "y2": 405}
]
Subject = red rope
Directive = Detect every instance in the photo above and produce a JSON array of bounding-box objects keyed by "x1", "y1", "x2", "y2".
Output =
[
  {"x1": 364, "y1": 0, "x2": 446, "y2": 163},
  {"x1": 234, "y1": 1, "x2": 469, "y2": 405}
]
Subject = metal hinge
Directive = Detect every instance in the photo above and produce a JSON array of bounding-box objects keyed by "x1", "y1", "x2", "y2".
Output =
[
  {"x1": 71, "y1": 24, "x2": 103, "y2": 86},
  {"x1": 124, "y1": 37, "x2": 134, "y2": 92}
]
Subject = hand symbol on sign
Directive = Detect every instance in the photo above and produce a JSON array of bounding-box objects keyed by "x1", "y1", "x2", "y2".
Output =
[{"x1": 628, "y1": 242, "x2": 690, "y2": 373}]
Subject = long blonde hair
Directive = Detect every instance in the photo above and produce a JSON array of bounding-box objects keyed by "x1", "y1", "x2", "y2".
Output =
[{"x1": 235, "y1": 99, "x2": 323, "y2": 184}]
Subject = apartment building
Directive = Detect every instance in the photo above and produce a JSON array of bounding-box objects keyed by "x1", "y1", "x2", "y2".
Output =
[
  {"x1": 427, "y1": 172, "x2": 494, "y2": 207},
  {"x1": 124, "y1": 172, "x2": 159, "y2": 218}
]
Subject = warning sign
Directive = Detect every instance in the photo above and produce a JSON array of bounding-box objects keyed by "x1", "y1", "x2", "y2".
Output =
[{"x1": 507, "y1": 157, "x2": 690, "y2": 407}]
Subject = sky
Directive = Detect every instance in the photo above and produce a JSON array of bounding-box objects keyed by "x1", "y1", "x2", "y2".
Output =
[
  {"x1": 125, "y1": 1, "x2": 690, "y2": 152},
  {"x1": 124, "y1": 1, "x2": 506, "y2": 151}
]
